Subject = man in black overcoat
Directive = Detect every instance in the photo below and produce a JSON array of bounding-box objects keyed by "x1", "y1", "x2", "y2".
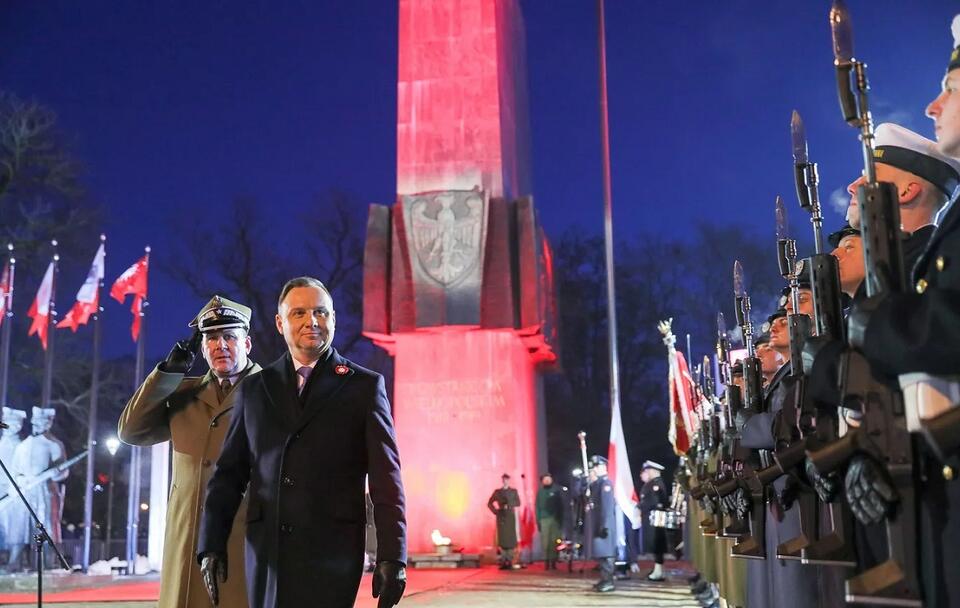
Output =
[
  {"x1": 587, "y1": 455, "x2": 617, "y2": 593},
  {"x1": 197, "y1": 277, "x2": 407, "y2": 608}
]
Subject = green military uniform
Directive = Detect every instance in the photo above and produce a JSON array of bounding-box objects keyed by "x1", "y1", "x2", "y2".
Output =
[
  {"x1": 119, "y1": 296, "x2": 259, "y2": 608},
  {"x1": 535, "y1": 481, "x2": 564, "y2": 567}
]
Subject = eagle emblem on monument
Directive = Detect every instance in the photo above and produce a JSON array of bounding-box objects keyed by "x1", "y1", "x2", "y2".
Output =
[{"x1": 404, "y1": 190, "x2": 486, "y2": 287}]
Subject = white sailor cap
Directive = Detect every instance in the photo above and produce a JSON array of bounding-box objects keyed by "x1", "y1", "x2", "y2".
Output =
[
  {"x1": 1, "y1": 407, "x2": 26, "y2": 422},
  {"x1": 873, "y1": 123, "x2": 960, "y2": 196},
  {"x1": 641, "y1": 460, "x2": 665, "y2": 471}
]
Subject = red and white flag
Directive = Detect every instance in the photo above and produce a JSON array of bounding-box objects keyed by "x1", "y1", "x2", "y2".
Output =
[
  {"x1": 110, "y1": 254, "x2": 148, "y2": 342},
  {"x1": 0, "y1": 260, "x2": 12, "y2": 329},
  {"x1": 608, "y1": 398, "x2": 641, "y2": 529},
  {"x1": 27, "y1": 262, "x2": 55, "y2": 350},
  {"x1": 57, "y1": 243, "x2": 105, "y2": 332},
  {"x1": 667, "y1": 348, "x2": 698, "y2": 455}
]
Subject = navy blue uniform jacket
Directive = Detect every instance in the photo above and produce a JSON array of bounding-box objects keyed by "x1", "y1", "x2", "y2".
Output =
[{"x1": 198, "y1": 349, "x2": 406, "y2": 608}]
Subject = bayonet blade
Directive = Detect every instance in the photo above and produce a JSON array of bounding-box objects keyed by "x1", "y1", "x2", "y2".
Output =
[
  {"x1": 733, "y1": 260, "x2": 746, "y2": 298},
  {"x1": 791, "y1": 110, "x2": 809, "y2": 165},
  {"x1": 776, "y1": 195, "x2": 789, "y2": 241},
  {"x1": 830, "y1": 0, "x2": 854, "y2": 62},
  {"x1": 717, "y1": 311, "x2": 726, "y2": 337}
]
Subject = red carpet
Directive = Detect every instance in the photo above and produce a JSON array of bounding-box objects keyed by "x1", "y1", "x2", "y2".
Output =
[
  {"x1": 0, "y1": 580, "x2": 160, "y2": 603},
  {"x1": 0, "y1": 568, "x2": 484, "y2": 604}
]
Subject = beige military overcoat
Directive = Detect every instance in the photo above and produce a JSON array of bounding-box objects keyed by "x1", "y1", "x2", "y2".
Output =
[{"x1": 119, "y1": 363, "x2": 261, "y2": 608}]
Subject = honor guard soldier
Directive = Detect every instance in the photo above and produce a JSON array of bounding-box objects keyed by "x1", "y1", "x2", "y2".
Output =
[
  {"x1": 638, "y1": 460, "x2": 669, "y2": 581},
  {"x1": 842, "y1": 17, "x2": 960, "y2": 606},
  {"x1": 120, "y1": 295, "x2": 259, "y2": 608},
  {"x1": 587, "y1": 455, "x2": 617, "y2": 592},
  {"x1": 487, "y1": 474, "x2": 521, "y2": 570}
]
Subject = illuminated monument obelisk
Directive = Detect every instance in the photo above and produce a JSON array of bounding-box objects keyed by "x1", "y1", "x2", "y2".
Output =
[{"x1": 363, "y1": 0, "x2": 558, "y2": 554}]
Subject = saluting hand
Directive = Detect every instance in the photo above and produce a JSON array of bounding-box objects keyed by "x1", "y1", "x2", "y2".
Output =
[{"x1": 162, "y1": 329, "x2": 202, "y2": 374}]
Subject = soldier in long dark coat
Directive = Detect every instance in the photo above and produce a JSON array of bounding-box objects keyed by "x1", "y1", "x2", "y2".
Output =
[
  {"x1": 487, "y1": 473, "x2": 520, "y2": 569},
  {"x1": 586, "y1": 455, "x2": 617, "y2": 593},
  {"x1": 638, "y1": 460, "x2": 669, "y2": 581}
]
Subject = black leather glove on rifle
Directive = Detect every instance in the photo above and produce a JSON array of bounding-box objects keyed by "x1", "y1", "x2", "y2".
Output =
[{"x1": 845, "y1": 454, "x2": 898, "y2": 526}]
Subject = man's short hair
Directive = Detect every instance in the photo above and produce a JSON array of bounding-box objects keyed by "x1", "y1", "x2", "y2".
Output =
[{"x1": 277, "y1": 277, "x2": 333, "y2": 310}]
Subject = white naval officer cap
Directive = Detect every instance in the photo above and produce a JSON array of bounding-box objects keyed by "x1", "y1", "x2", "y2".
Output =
[
  {"x1": 873, "y1": 123, "x2": 960, "y2": 196},
  {"x1": 641, "y1": 460, "x2": 665, "y2": 471}
]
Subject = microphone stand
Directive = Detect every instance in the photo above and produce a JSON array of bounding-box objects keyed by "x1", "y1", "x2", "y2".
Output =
[{"x1": 0, "y1": 454, "x2": 70, "y2": 607}]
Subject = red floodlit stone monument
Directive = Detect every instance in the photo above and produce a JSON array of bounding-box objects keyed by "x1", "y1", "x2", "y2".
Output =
[{"x1": 363, "y1": 0, "x2": 558, "y2": 555}]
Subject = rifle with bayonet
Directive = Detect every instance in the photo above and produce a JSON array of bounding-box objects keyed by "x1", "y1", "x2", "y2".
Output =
[
  {"x1": 0, "y1": 450, "x2": 88, "y2": 512},
  {"x1": 715, "y1": 262, "x2": 767, "y2": 559},
  {"x1": 747, "y1": 196, "x2": 820, "y2": 562},
  {"x1": 806, "y1": 2, "x2": 921, "y2": 604},
  {"x1": 791, "y1": 109, "x2": 858, "y2": 568}
]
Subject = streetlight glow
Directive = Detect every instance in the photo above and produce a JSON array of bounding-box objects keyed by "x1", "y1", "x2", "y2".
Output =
[{"x1": 106, "y1": 437, "x2": 121, "y2": 457}]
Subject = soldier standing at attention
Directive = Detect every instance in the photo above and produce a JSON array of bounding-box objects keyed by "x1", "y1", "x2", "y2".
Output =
[
  {"x1": 638, "y1": 461, "x2": 669, "y2": 582},
  {"x1": 488, "y1": 473, "x2": 521, "y2": 570}
]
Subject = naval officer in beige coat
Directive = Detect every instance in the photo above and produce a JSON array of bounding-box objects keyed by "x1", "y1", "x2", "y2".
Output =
[{"x1": 120, "y1": 296, "x2": 260, "y2": 608}]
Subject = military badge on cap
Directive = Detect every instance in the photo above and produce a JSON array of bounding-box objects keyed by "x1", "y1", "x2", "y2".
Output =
[
  {"x1": 335, "y1": 364, "x2": 350, "y2": 376},
  {"x1": 190, "y1": 295, "x2": 252, "y2": 333}
]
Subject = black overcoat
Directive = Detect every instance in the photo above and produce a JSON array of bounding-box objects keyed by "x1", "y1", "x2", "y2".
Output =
[
  {"x1": 587, "y1": 477, "x2": 617, "y2": 559},
  {"x1": 198, "y1": 350, "x2": 406, "y2": 608}
]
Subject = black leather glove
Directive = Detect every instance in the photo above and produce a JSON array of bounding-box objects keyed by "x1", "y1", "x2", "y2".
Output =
[
  {"x1": 845, "y1": 454, "x2": 898, "y2": 525},
  {"x1": 598, "y1": 527, "x2": 609, "y2": 539},
  {"x1": 847, "y1": 295, "x2": 885, "y2": 350},
  {"x1": 200, "y1": 552, "x2": 228, "y2": 606},
  {"x1": 373, "y1": 560, "x2": 407, "y2": 608},
  {"x1": 805, "y1": 456, "x2": 841, "y2": 503},
  {"x1": 733, "y1": 487, "x2": 751, "y2": 521},
  {"x1": 719, "y1": 491, "x2": 736, "y2": 516},
  {"x1": 162, "y1": 330, "x2": 202, "y2": 374}
]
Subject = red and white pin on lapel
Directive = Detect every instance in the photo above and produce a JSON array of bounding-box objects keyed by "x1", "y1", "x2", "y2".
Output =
[{"x1": 334, "y1": 364, "x2": 350, "y2": 376}]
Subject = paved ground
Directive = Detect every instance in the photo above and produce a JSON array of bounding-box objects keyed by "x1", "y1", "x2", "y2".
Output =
[{"x1": 0, "y1": 561, "x2": 699, "y2": 607}]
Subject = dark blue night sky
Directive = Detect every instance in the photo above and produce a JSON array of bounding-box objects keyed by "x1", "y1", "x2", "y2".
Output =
[{"x1": 1, "y1": 0, "x2": 956, "y2": 358}]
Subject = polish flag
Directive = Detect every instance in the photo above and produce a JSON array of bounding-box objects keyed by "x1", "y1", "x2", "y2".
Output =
[
  {"x1": 0, "y1": 260, "x2": 11, "y2": 329},
  {"x1": 608, "y1": 398, "x2": 641, "y2": 529},
  {"x1": 57, "y1": 243, "x2": 105, "y2": 332},
  {"x1": 27, "y1": 262, "x2": 55, "y2": 350},
  {"x1": 110, "y1": 254, "x2": 149, "y2": 342}
]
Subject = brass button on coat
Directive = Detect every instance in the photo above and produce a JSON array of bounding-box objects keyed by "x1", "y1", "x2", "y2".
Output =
[
  {"x1": 916, "y1": 278, "x2": 928, "y2": 294},
  {"x1": 936, "y1": 256, "x2": 946, "y2": 271},
  {"x1": 945, "y1": 465, "x2": 956, "y2": 481}
]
